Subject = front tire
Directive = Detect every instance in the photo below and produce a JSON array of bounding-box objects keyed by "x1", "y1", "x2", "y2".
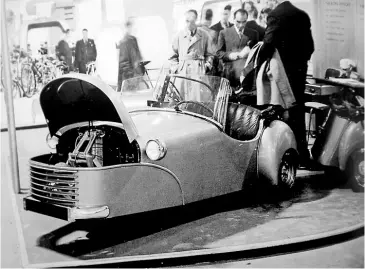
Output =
[
  {"x1": 278, "y1": 149, "x2": 298, "y2": 189},
  {"x1": 347, "y1": 149, "x2": 364, "y2": 192}
]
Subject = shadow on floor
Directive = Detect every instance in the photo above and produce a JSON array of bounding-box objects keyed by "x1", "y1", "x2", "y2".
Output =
[{"x1": 37, "y1": 175, "x2": 337, "y2": 259}]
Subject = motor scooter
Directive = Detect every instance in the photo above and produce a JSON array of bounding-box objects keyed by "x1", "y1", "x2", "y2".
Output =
[{"x1": 311, "y1": 79, "x2": 364, "y2": 192}]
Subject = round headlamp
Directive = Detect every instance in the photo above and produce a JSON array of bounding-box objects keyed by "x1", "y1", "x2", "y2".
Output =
[
  {"x1": 145, "y1": 139, "x2": 167, "y2": 161},
  {"x1": 46, "y1": 133, "x2": 59, "y2": 149}
]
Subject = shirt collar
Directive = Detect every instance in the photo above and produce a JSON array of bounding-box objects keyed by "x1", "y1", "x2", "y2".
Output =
[
  {"x1": 234, "y1": 25, "x2": 244, "y2": 35},
  {"x1": 184, "y1": 28, "x2": 198, "y2": 38},
  {"x1": 220, "y1": 20, "x2": 229, "y2": 29}
]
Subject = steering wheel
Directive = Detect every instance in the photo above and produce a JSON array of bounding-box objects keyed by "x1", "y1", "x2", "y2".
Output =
[{"x1": 174, "y1": 100, "x2": 214, "y2": 116}]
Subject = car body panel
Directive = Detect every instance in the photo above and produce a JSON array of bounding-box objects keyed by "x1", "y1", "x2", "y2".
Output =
[
  {"x1": 30, "y1": 158, "x2": 184, "y2": 218},
  {"x1": 132, "y1": 109, "x2": 260, "y2": 204},
  {"x1": 24, "y1": 75, "x2": 298, "y2": 221},
  {"x1": 312, "y1": 114, "x2": 350, "y2": 167},
  {"x1": 39, "y1": 73, "x2": 138, "y2": 142},
  {"x1": 338, "y1": 120, "x2": 365, "y2": 171},
  {"x1": 258, "y1": 120, "x2": 298, "y2": 184}
]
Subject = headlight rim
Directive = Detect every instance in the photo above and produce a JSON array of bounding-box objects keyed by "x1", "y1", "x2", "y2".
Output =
[{"x1": 145, "y1": 139, "x2": 167, "y2": 161}]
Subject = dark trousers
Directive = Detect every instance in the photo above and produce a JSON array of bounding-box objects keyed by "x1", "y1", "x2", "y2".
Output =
[
  {"x1": 75, "y1": 61, "x2": 87, "y2": 74},
  {"x1": 286, "y1": 66, "x2": 310, "y2": 160}
]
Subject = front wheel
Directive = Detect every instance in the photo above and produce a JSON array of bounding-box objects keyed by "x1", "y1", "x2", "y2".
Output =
[
  {"x1": 278, "y1": 149, "x2": 298, "y2": 189},
  {"x1": 347, "y1": 149, "x2": 364, "y2": 192}
]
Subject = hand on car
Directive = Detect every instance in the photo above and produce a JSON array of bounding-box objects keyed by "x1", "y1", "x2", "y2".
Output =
[
  {"x1": 238, "y1": 46, "x2": 251, "y2": 59},
  {"x1": 205, "y1": 62, "x2": 212, "y2": 72},
  {"x1": 228, "y1": 52, "x2": 240, "y2": 61}
]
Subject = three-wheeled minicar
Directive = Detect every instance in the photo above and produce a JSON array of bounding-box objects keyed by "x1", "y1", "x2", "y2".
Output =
[
  {"x1": 311, "y1": 80, "x2": 364, "y2": 192},
  {"x1": 24, "y1": 73, "x2": 298, "y2": 222}
]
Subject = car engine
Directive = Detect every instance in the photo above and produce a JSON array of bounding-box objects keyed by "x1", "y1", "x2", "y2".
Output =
[{"x1": 50, "y1": 123, "x2": 140, "y2": 167}]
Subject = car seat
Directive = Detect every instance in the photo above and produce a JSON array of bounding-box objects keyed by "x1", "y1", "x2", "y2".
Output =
[{"x1": 225, "y1": 102, "x2": 261, "y2": 141}]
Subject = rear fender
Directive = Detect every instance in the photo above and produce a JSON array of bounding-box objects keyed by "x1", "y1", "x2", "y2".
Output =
[
  {"x1": 258, "y1": 120, "x2": 297, "y2": 185},
  {"x1": 338, "y1": 120, "x2": 364, "y2": 171}
]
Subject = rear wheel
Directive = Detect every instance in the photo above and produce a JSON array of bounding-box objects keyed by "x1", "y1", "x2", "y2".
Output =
[
  {"x1": 347, "y1": 149, "x2": 364, "y2": 192},
  {"x1": 278, "y1": 149, "x2": 298, "y2": 189}
]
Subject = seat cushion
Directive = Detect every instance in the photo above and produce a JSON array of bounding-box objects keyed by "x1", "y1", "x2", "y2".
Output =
[{"x1": 225, "y1": 103, "x2": 261, "y2": 141}]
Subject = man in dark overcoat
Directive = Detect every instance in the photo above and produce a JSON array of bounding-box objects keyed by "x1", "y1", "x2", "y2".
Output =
[
  {"x1": 74, "y1": 29, "x2": 97, "y2": 74},
  {"x1": 258, "y1": 0, "x2": 315, "y2": 167},
  {"x1": 116, "y1": 19, "x2": 144, "y2": 92},
  {"x1": 216, "y1": 9, "x2": 258, "y2": 89},
  {"x1": 57, "y1": 29, "x2": 73, "y2": 71}
]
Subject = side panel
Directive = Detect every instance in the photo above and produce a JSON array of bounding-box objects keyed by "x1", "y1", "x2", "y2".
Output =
[
  {"x1": 312, "y1": 114, "x2": 350, "y2": 167},
  {"x1": 338, "y1": 120, "x2": 365, "y2": 171},
  {"x1": 77, "y1": 164, "x2": 183, "y2": 218},
  {"x1": 258, "y1": 120, "x2": 297, "y2": 185},
  {"x1": 137, "y1": 123, "x2": 258, "y2": 204}
]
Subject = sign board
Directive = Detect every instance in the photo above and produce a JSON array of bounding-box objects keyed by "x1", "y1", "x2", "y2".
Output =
[{"x1": 313, "y1": 0, "x2": 364, "y2": 78}]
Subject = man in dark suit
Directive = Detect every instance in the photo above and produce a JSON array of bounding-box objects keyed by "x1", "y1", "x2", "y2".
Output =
[
  {"x1": 74, "y1": 29, "x2": 97, "y2": 74},
  {"x1": 57, "y1": 29, "x2": 73, "y2": 71},
  {"x1": 243, "y1": 1, "x2": 265, "y2": 41},
  {"x1": 116, "y1": 19, "x2": 144, "y2": 92},
  {"x1": 210, "y1": 5, "x2": 234, "y2": 76},
  {"x1": 258, "y1": 0, "x2": 315, "y2": 167},
  {"x1": 210, "y1": 5, "x2": 234, "y2": 45},
  {"x1": 216, "y1": 9, "x2": 258, "y2": 89}
]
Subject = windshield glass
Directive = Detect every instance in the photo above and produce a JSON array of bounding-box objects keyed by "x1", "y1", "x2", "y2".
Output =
[
  {"x1": 120, "y1": 75, "x2": 155, "y2": 111},
  {"x1": 154, "y1": 74, "x2": 231, "y2": 126},
  {"x1": 120, "y1": 74, "x2": 232, "y2": 126}
]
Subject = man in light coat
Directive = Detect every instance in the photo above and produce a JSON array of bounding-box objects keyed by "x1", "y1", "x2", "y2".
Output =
[{"x1": 169, "y1": 9, "x2": 214, "y2": 76}]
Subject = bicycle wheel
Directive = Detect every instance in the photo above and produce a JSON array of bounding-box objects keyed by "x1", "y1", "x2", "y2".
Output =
[
  {"x1": 21, "y1": 63, "x2": 37, "y2": 97},
  {"x1": 12, "y1": 80, "x2": 21, "y2": 98}
]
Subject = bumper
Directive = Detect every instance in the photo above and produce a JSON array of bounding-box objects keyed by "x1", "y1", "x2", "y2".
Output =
[{"x1": 23, "y1": 196, "x2": 109, "y2": 221}]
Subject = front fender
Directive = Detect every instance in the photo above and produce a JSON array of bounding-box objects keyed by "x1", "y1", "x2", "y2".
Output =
[
  {"x1": 338, "y1": 120, "x2": 364, "y2": 171},
  {"x1": 258, "y1": 120, "x2": 297, "y2": 185}
]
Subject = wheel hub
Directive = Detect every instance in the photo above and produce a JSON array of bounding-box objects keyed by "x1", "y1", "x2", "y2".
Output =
[
  {"x1": 281, "y1": 160, "x2": 295, "y2": 188},
  {"x1": 355, "y1": 160, "x2": 364, "y2": 187}
]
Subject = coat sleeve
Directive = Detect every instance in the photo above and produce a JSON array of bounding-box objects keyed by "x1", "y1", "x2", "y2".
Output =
[
  {"x1": 204, "y1": 33, "x2": 214, "y2": 67},
  {"x1": 304, "y1": 15, "x2": 315, "y2": 61},
  {"x1": 258, "y1": 15, "x2": 279, "y2": 66},
  {"x1": 168, "y1": 34, "x2": 179, "y2": 73},
  {"x1": 92, "y1": 40, "x2": 97, "y2": 61},
  {"x1": 216, "y1": 30, "x2": 231, "y2": 62},
  {"x1": 75, "y1": 41, "x2": 80, "y2": 62},
  {"x1": 250, "y1": 29, "x2": 259, "y2": 48},
  {"x1": 57, "y1": 41, "x2": 66, "y2": 60}
]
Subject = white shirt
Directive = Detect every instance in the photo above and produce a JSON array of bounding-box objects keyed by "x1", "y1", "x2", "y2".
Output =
[{"x1": 234, "y1": 25, "x2": 244, "y2": 37}]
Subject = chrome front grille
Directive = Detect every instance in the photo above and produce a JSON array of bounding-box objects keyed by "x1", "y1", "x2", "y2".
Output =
[{"x1": 29, "y1": 164, "x2": 78, "y2": 206}]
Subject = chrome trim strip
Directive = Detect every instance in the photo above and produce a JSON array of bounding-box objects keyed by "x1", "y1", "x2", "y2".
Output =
[
  {"x1": 139, "y1": 162, "x2": 185, "y2": 205},
  {"x1": 55, "y1": 121, "x2": 125, "y2": 136},
  {"x1": 30, "y1": 192, "x2": 78, "y2": 203},
  {"x1": 29, "y1": 162, "x2": 78, "y2": 173},
  {"x1": 30, "y1": 181, "x2": 78, "y2": 191},
  {"x1": 30, "y1": 186, "x2": 79, "y2": 197},
  {"x1": 129, "y1": 108, "x2": 223, "y2": 131},
  {"x1": 30, "y1": 170, "x2": 78, "y2": 179},
  {"x1": 70, "y1": 206, "x2": 109, "y2": 221},
  {"x1": 30, "y1": 175, "x2": 78, "y2": 185}
]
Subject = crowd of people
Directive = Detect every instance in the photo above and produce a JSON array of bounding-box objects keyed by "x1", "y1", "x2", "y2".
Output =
[
  {"x1": 166, "y1": 0, "x2": 315, "y2": 169},
  {"x1": 52, "y1": 0, "x2": 314, "y2": 169}
]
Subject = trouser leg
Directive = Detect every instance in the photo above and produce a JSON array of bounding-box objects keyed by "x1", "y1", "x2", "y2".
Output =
[
  {"x1": 78, "y1": 62, "x2": 87, "y2": 74},
  {"x1": 287, "y1": 103, "x2": 310, "y2": 160},
  {"x1": 286, "y1": 67, "x2": 310, "y2": 160}
]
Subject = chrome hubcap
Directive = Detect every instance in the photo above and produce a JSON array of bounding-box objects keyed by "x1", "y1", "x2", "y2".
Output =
[
  {"x1": 355, "y1": 160, "x2": 364, "y2": 187},
  {"x1": 281, "y1": 159, "x2": 295, "y2": 188}
]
